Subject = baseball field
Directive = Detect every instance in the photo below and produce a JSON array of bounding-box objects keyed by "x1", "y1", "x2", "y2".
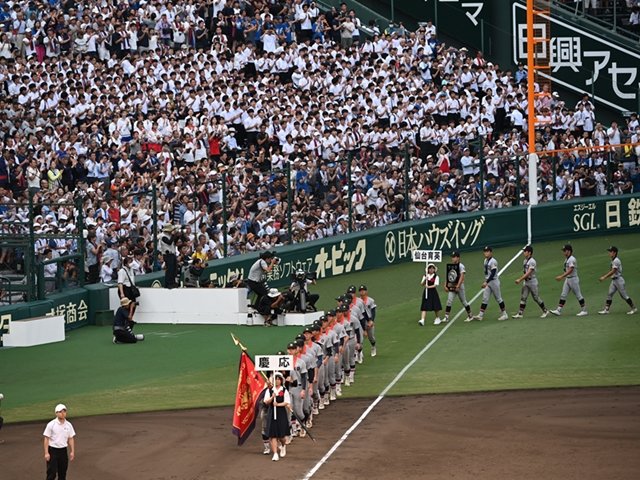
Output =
[{"x1": 1, "y1": 233, "x2": 639, "y2": 479}]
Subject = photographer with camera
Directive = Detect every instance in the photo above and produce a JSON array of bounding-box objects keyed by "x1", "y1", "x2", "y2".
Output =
[
  {"x1": 288, "y1": 269, "x2": 319, "y2": 313},
  {"x1": 183, "y1": 258, "x2": 208, "y2": 287},
  {"x1": 112, "y1": 297, "x2": 144, "y2": 344},
  {"x1": 247, "y1": 250, "x2": 280, "y2": 307}
]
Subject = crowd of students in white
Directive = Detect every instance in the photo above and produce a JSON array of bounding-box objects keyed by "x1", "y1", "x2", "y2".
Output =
[{"x1": 0, "y1": 0, "x2": 637, "y2": 280}]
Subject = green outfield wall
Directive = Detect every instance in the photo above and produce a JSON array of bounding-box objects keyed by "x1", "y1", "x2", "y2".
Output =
[{"x1": 1, "y1": 194, "x2": 638, "y2": 337}]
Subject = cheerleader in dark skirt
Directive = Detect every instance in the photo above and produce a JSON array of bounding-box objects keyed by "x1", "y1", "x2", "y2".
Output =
[
  {"x1": 419, "y1": 263, "x2": 443, "y2": 326},
  {"x1": 263, "y1": 372, "x2": 291, "y2": 461}
]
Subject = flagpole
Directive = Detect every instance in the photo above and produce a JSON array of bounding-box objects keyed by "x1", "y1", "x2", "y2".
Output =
[{"x1": 231, "y1": 332, "x2": 269, "y2": 382}]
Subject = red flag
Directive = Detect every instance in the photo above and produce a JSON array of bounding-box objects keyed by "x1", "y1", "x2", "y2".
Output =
[{"x1": 231, "y1": 351, "x2": 267, "y2": 445}]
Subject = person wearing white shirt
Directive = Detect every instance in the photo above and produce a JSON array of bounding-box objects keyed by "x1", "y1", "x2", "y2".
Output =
[
  {"x1": 508, "y1": 106, "x2": 524, "y2": 130},
  {"x1": 100, "y1": 257, "x2": 115, "y2": 283},
  {"x1": 296, "y1": 4, "x2": 313, "y2": 42},
  {"x1": 43, "y1": 404, "x2": 76, "y2": 480},
  {"x1": 460, "y1": 148, "x2": 480, "y2": 177},
  {"x1": 607, "y1": 122, "x2": 621, "y2": 146}
]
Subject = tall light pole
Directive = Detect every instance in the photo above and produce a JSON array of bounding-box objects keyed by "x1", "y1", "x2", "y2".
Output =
[{"x1": 526, "y1": 0, "x2": 539, "y2": 206}]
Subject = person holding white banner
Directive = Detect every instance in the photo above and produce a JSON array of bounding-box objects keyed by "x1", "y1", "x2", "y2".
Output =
[
  {"x1": 419, "y1": 264, "x2": 443, "y2": 326},
  {"x1": 263, "y1": 372, "x2": 290, "y2": 462}
]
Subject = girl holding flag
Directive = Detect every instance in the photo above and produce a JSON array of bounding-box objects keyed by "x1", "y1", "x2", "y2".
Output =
[{"x1": 263, "y1": 372, "x2": 290, "y2": 462}]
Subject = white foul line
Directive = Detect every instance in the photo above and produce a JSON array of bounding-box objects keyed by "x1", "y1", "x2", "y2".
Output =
[{"x1": 301, "y1": 246, "x2": 525, "y2": 480}]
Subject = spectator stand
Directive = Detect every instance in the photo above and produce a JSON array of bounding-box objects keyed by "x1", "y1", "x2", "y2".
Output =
[
  {"x1": 0, "y1": 191, "x2": 85, "y2": 304},
  {"x1": 0, "y1": 2, "x2": 639, "y2": 305}
]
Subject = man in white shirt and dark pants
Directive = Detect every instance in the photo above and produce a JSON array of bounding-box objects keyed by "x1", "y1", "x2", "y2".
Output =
[{"x1": 43, "y1": 403, "x2": 76, "y2": 480}]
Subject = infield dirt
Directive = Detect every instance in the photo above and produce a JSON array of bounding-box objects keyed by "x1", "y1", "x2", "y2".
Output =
[{"x1": 2, "y1": 387, "x2": 639, "y2": 480}]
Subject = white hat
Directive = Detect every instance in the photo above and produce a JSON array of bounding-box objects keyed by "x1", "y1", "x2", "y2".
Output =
[
  {"x1": 267, "y1": 288, "x2": 280, "y2": 298},
  {"x1": 55, "y1": 403, "x2": 67, "y2": 413},
  {"x1": 426, "y1": 263, "x2": 438, "y2": 272}
]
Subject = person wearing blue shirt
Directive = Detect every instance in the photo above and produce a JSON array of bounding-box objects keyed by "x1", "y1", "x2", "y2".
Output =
[
  {"x1": 561, "y1": 156, "x2": 574, "y2": 173},
  {"x1": 296, "y1": 166, "x2": 310, "y2": 194},
  {"x1": 275, "y1": 18, "x2": 292, "y2": 44},
  {"x1": 515, "y1": 63, "x2": 527, "y2": 83}
]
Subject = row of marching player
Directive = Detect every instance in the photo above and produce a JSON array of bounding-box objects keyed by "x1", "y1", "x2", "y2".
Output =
[{"x1": 260, "y1": 284, "x2": 377, "y2": 462}]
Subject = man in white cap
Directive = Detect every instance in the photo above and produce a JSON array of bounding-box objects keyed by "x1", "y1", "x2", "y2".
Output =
[
  {"x1": 257, "y1": 288, "x2": 284, "y2": 326},
  {"x1": 43, "y1": 403, "x2": 76, "y2": 480}
]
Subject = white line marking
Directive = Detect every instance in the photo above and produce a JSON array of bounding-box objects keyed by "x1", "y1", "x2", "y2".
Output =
[
  {"x1": 301, "y1": 247, "x2": 525, "y2": 480},
  {"x1": 144, "y1": 331, "x2": 196, "y2": 338}
]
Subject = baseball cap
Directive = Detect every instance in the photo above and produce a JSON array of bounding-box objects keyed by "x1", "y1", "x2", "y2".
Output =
[
  {"x1": 483, "y1": 246, "x2": 493, "y2": 252},
  {"x1": 346, "y1": 285, "x2": 356, "y2": 293},
  {"x1": 338, "y1": 304, "x2": 349, "y2": 313},
  {"x1": 303, "y1": 327, "x2": 313, "y2": 334},
  {"x1": 523, "y1": 245, "x2": 533, "y2": 253},
  {"x1": 607, "y1": 246, "x2": 618, "y2": 253},
  {"x1": 318, "y1": 315, "x2": 327, "y2": 322},
  {"x1": 562, "y1": 244, "x2": 573, "y2": 252},
  {"x1": 359, "y1": 284, "x2": 367, "y2": 291},
  {"x1": 327, "y1": 309, "x2": 336, "y2": 317},
  {"x1": 55, "y1": 403, "x2": 67, "y2": 413},
  {"x1": 287, "y1": 342, "x2": 297, "y2": 350},
  {"x1": 451, "y1": 251, "x2": 460, "y2": 257}
]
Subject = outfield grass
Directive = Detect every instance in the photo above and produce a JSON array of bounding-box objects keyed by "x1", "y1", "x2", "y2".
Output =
[{"x1": 1, "y1": 233, "x2": 639, "y2": 422}]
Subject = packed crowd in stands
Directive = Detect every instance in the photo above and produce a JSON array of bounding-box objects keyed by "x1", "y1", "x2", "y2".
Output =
[{"x1": 0, "y1": 0, "x2": 639, "y2": 284}]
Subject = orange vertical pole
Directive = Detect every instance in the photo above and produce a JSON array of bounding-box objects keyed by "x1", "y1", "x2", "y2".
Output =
[{"x1": 526, "y1": 0, "x2": 536, "y2": 153}]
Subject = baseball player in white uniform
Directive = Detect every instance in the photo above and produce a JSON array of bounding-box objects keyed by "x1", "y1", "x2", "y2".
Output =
[
  {"x1": 513, "y1": 245, "x2": 549, "y2": 318},
  {"x1": 286, "y1": 341, "x2": 306, "y2": 437},
  {"x1": 598, "y1": 246, "x2": 637, "y2": 315},
  {"x1": 473, "y1": 246, "x2": 508, "y2": 321},
  {"x1": 551, "y1": 244, "x2": 588, "y2": 316},
  {"x1": 444, "y1": 251, "x2": 473, "y2": 322},
  {"x1": 358, "y1": 285, "x2": 377, "y2": 357}
]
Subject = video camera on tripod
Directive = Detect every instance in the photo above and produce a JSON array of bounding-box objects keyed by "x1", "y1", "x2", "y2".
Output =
[{"x1": 284, "y1": 269, "x2": 319, "y2": 313}]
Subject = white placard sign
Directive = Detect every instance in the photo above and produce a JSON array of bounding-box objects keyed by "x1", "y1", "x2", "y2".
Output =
[
  {"x1": 255, "y1": 355, "x2": 294, "y2": 371},
  {"x1": 411, "y1": 250, "x2": 443, "y2": 263}
]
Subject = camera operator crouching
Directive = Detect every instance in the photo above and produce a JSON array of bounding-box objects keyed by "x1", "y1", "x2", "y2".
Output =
[
  {"x1": 257, "y1": 288, "x2": 286, "y2": 327},
  {"x1": 225, "y1": 272, "x2": 245, "y2": 288},
  {"x1": 285, "y1": 270, "x2": 319, "y2": 312},
  {"x1": 246, "y1": 251, "x2": 281, "y2": 307},
  {"x1": 112, "y1": 297, "x2": 144, "y2": 344}
]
